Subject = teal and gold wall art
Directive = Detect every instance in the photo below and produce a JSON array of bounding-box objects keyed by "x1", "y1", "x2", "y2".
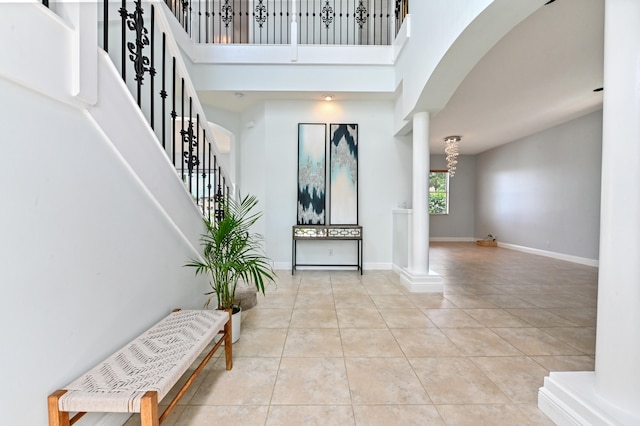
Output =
[
  {"x1": 330, "y1": 123, "x2": 358, "y2": 225},
  {"x1": 297, "y1": 123, "x2": 327, "y2": 225}
]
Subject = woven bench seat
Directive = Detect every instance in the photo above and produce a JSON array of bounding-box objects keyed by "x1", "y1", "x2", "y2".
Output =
[{"x1": 48, "y1": 309, "x2": 232, "y2": 426}]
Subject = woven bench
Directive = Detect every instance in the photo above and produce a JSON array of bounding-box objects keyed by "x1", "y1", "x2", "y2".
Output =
[{"x1": 48, "y1": 309, "x2": 232, "y2": 426}]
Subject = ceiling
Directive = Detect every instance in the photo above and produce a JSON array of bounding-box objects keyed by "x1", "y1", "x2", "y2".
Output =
[
  {"x1": 198, "y1": 0, "x2": 604, "y2": 156},
  {"x1": 197, "y1": 90, "x2": 397, "y2": 113},
  {"x1": 430, "y1": 0, "x2": 604, "y2": 155}
]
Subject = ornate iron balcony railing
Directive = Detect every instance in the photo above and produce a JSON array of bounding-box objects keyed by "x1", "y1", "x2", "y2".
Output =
[{"x1": 165, "y1": 0, "x2": 409, "y2": 45}]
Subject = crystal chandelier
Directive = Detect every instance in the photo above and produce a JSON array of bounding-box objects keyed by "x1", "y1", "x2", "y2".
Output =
[{"x1": 444, "y1": 136, "x2": 461, "y2": 177}]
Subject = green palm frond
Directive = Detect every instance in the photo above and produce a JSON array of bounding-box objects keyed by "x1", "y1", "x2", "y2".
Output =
[{"x1": 185, "y1": 194, "x2": 276, "y2": 309}]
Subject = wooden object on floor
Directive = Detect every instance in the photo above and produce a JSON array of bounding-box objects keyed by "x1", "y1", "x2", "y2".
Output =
[
  {"x1": 47, "y1": 309, "x2": 232, "y2": 426},
  {"x1": 476, "y1": 239, "x2": 498, "y2": 247}
]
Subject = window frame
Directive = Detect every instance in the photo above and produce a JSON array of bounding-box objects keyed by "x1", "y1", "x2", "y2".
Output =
[{"x1": 429, "y1": 169, "x2": 450, "y2": 215}]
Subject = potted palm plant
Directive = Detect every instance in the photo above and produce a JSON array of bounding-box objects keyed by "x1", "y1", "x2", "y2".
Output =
[{"x1": 186, "y1": 193, "x2": 275, "y2": 342}]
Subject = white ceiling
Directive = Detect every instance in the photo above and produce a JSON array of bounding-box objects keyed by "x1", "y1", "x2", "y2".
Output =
[
  {"x1": 198, "y1": 0, "x2": 604, "y2": 156},
  {"x1": 197, "y1": 90, "x2": 396, "y2": 113},
  {"x1": 430, "y1": 0, "x2": 604, "y2": 154}
]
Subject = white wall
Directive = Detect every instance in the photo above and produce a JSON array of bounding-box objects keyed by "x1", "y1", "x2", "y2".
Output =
[
  {"x1": 475, "y1": 110, "x2": 603, "y2": 260},
  {"x1": 0, "y1": 5, "x2": 210, "y2": 424},
  {"x1": 0, "y1": 2, "x2": 74, "y2": 103},
  {"x1": 236, "y1": 100, "x2": 412, "y2": 271},
  {"x1": 0, "y1": 76, "x2": 210, "y2": 426},
  {"x1": 429, "y1": 154, "x2": 477, "y2": 240}
]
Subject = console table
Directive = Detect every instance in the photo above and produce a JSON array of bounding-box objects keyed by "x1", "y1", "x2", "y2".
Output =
[{"x1": 292, "y1": 225, "x2": 363, "y2": 275}]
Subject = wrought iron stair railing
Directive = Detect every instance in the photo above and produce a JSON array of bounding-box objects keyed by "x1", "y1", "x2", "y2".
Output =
[
  {"x1": 118, "y1": 0, "x2": 231, "y2": 221},
  {"x1": 42, "y1": 0, "x2": 230, "y2": 221}
]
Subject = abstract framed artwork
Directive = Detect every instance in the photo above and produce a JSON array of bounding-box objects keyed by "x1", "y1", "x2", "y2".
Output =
[
  {"x1": 329, "y1": 123, "x2": 358, "y2": 225},
  {"x1": 297, "y1": 123, "x2": 327, "y2": 225}
]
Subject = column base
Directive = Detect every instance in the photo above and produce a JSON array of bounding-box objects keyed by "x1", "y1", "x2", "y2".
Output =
[
  {"x1": 398, "y1": 268, "x2": 443, "y2": 293},
  {"x1": 538, "y1": 372, "x2": 640, "y2": 425}
]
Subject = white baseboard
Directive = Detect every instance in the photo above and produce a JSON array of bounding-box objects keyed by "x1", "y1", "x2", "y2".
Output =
[
  {"x1": 273, "y1": 262, "x2": 292, "y2": 271},
  {"x1": 397, "y1": 267, "x2": 444, "y2": 293},
  {"x1": 427, "y1": 238, "x2": 599, "y2": 267},
  {"x1": 429, "y1": 237, "x2": 476, "y2": 242},
  {"x1": 276, "y1": 241, "x2": 598, "y2": 272},
  {"x1": 538, "y1": 372, "x2": 639, "y2": 425},
  {"x1": 498, "y1": 242, "x2": 599, "y2": 267},
  {"x1": 363, "y1": 262, "x2": 392, "y2": 270},
  {"x1": 273, "y1": 262, "x2": 392, "y2": 272}
]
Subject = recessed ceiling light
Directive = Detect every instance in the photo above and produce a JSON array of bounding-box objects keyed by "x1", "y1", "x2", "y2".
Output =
[
  {"x1": 323, "y1": 94, "x2": 334, "y2": 101},
  {"x1": 593, "y1": 87, "x2": 604, "y2": 92},
  {"x1": 234, "y1": 92, "x2": 244, "y2": 98}
]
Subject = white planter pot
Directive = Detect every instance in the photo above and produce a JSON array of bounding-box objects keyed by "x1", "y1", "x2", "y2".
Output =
[
  {"x1": 214, "y1": 306, "x2": 241, "y2": 344},
  {"x1": 231, "y1": 306, "x2": 241, "y2": 343}
]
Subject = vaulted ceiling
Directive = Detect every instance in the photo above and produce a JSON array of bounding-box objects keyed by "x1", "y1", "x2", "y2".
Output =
[
  {"x1": 197, "y1": 0, "x2": 604, "y2": 156},
  {"x1": 430, "y1": 0, "x2": 604, "y2": 154}
]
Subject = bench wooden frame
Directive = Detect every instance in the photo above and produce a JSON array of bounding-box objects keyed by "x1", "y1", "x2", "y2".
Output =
[{"x1": 48, "y1": 309, "x2": 232, "y2": 426}]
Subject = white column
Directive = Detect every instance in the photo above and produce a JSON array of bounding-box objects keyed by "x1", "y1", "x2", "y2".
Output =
[
  {"x1": 538, "y1": 0, "x2": 640, "y2": 423},
  {"x1": 411, "y1": 111, "x2": 430, "y2": 274},
  {"x1": 595, "y1": 0, "x2": 640, "y2": 412},
  {"x1": 399, "y1": 112, "x2": 442, "y2": 293}
]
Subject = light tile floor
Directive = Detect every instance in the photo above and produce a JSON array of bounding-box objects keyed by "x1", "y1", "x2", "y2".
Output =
[{"x1": 126, "y1": 242, "x2": 598, "y2": 425}]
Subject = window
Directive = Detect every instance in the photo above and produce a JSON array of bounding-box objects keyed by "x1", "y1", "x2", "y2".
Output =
[{"x1": 429, "y1": 170, "x2": 449, "y2": 214}]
